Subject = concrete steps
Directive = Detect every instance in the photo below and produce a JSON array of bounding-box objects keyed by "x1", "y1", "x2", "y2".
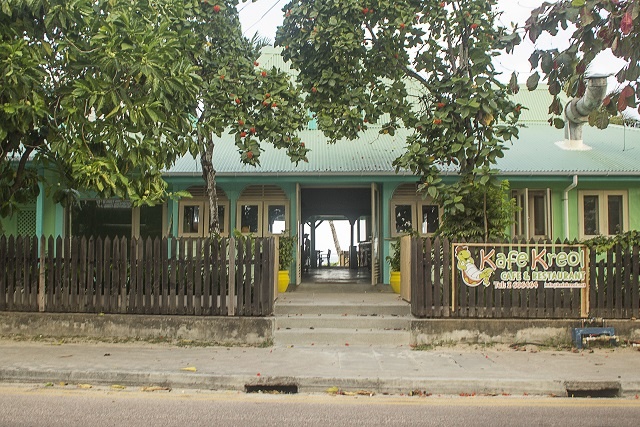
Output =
[
  {"x1": 274, "y1": 327, "x2": 411, "y2": 346},
  {"x1": 276, "y1": 314, "x2": 410, "y2": 330},
  {"x1": 273, "y1": 297, "x2": 412, "y2": 347},
  {"x1": 274, "y1": 302, "x2": 411, "y2": 317}
]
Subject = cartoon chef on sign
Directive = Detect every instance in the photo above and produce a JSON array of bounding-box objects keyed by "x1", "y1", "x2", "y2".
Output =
[{"x1": 455, "y1": 245, "x2": 493, "y2": 287}]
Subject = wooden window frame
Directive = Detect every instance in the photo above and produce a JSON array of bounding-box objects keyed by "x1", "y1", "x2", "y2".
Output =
[
  {"x1": 178, "y1": 200, "x2": 230, "y2": 238},
  {"x1": 236, "y1": 201, "x2": 289, "y2": 237},
  {"x1": 264, "y1": 202, "x2": 289, "y2": 237},
  {"x1": 237, "y1": 201, "x2": 263, "y2": 236},
  {"x1": 511, "y1": 189, "x2": 552, "y2": 240},
  {"x1": 578, "y1": 190, "x2": 628, "y2": 239},
  {"x1": 390, "y1": 199, "x2": 441, "y2": 238},
  {"x1": 418, "y1": 202, "x2": 441, "y2": 237},
  {"x1": 390, "y1": 202, "x2": 415, "y2": 238}
]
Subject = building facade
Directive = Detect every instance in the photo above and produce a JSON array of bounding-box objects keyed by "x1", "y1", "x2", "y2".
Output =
[{"x1": 2, "y1": 49, "x2": 640, "y2": 288}]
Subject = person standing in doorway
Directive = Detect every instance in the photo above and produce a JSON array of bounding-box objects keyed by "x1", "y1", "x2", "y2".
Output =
[{"x1": 302, "y1": 234, "x2": 310, "y2": 272}]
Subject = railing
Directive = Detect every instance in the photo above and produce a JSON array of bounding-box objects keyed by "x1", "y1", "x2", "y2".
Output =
[
  {"x1": 406, "y1": 236, "x2": 640, "y2": 319},
  {"x1": 0, "y1": 235, "x2": 275, "y2": 316}
]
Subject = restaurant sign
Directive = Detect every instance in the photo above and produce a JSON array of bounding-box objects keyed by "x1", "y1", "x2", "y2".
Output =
[{"x1": 452, "y1": 243, "x2": 588, "y2": 290}]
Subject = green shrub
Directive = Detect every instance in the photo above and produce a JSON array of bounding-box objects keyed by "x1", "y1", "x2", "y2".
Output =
[
  {"x1": 583, "y1": 229, "x2": 640, "y2": 254},
  {"x1": 278, "y1": 232, "x2": 296, "y2": 271}
]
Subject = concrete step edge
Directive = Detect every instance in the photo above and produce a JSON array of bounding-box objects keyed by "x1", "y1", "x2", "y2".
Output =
[
  {"x1": 274, "y1": 312, "x2": 411, "y2": 318},
  {"x1": 276, "y1": 327, "x2": 410, "y2": 333},
  {"x1": 275, "y1": 317, "x2": 411, "y2": 330},
  {"x1": 273, "y1": 330, "x2": 412, "y2": 346},
  {"x1": 274, "y1": 306, "x2": 411, "y2": 316}
]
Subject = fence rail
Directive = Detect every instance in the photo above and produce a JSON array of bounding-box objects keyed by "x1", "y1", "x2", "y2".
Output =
[
  {"x1": 408, "y1": 237, "x2": 640, "y2": 319},
  {"x1": 0, "y1": 235, "x2": 275, "y2": 316}
]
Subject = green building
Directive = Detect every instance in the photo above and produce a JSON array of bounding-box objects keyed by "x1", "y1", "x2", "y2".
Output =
[{"x1": 2, "y1": 49, "x2": 639, "y2": 288}]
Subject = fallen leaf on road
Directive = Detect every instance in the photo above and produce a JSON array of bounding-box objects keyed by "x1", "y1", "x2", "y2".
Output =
[
  {"x1": 181, "y1": 366, "x2": 197, "y2": 372},
  {"x1": 77, "y1": 384, "x2": 92, "y2": 389},
  {"x1": 111, "y1": 385, "x2": 126, "y2": 390},
  {"x1": 326, "y1": 386, "x2": 340, "y2": 395},
  {"x1": 58, "y1": 382, "x2": 68, "y2": 387},
  {"x1": 141, "y1": 386, "x2": 171, "y2": 392}
]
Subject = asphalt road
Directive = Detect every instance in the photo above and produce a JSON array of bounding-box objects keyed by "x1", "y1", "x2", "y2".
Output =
[{"x1": 1, "y1": 384, "x2": 639, "y2": 427}]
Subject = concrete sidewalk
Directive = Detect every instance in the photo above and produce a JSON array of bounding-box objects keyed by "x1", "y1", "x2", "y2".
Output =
[{"x1": 1, "y1": 339, "x2": 639, "y2": 397}]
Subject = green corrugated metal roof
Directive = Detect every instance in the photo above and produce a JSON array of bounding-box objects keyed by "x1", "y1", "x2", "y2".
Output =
[
  {"x1": 165, "y1": 49, "x2": 640, "y2": 178},
  {"x1": 498, "y1": 123, "x2": 640, "y2": 175},
  {"x1": 167, "y1": 128, "x2": 416, "y2": 176},
  {"x1": 513, "y1": 85, "x2": 569, "y2": 124},
  {"x1": 258, "y1": 46, "x2": 297, "y2": 77},
  {"x1": 165, "y1": 122, "x2": 640, "y2": 177}
]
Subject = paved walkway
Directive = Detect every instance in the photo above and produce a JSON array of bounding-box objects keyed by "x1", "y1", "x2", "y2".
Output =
[{"x1": 1, "y1": 339, "x2": 639, "y2": 397}]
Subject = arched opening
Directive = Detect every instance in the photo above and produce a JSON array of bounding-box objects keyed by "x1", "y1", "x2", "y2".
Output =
[
  {"x1": 178, "y1": 186, "x2": 229, "y2": 237},
  {"x1": 390, "y1": 183, "x2": 441, "y2": 237},
  {"x1": 237, "y1": 185, "x2": 290, "y2": 237}
]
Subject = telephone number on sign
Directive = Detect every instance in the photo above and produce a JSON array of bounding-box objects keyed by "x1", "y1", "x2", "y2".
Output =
[{"x1": 493, "y1": 281, "x2": 539, "y2": 290}]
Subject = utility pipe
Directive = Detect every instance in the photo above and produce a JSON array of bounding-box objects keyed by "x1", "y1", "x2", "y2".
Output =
[
  {"x1": 560, "y1": 75, "x2": 607, "y2": 237},
  {"x1": 563, "y1": 75, "x2": 608, "y2": 149},
  {"x1": 563, "y1": 175, "x2": 578, "y2": 241}
]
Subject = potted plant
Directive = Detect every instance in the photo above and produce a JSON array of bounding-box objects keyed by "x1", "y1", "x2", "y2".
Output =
[
  {"x1": 278, "y1": 231, "x2": 296, "y2": 293},
  {"x1": 386, "y1": 237, "x2": 401, "y2": 293}
]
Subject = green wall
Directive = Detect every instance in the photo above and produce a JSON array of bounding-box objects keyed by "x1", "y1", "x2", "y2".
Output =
[{"x1": 508, "y1": 175, "x2": 640, "y2": 242}]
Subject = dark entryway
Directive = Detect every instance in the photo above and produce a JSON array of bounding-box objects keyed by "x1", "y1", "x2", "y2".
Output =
[
  {"x1": 299, "y1": 187, "x2": 374, "y2": 285},
  {"x1": 301, "y1": 188, "x2": 370, "y2": 222}
]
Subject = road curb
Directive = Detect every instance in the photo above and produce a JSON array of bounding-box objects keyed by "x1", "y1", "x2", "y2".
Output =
[{"x1": 5, "y1": 368, "x2": 635, "y2": 397}]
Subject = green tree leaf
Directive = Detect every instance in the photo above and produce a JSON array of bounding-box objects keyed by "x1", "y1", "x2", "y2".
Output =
[
  {"x1": 526, "y1": 0, "x2": 640, "y2": 130},
  {"x1": 526, "y1": 72, "x2": 540, "y2": 91}
]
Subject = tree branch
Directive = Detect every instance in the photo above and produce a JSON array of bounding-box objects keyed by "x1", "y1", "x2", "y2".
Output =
[
  {"x1": 364, "y1": 21, "x2": 430, "y2": 99},
  {"x1": 9, "y1": 145, "x2": 36, "y2": 194}
]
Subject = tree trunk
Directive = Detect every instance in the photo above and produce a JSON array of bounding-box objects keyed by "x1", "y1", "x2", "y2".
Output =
[
  {"x1": 483, "y1": 188, "x2": 489, "y2": 242},
  {"x1": 200, "y1": 137, "x2": 220, "y2": 237}
]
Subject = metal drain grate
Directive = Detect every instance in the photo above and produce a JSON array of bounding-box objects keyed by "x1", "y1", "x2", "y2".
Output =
[
  {"x1": 565, "y1": 381, "x2": 620, "y2": 398},
  {"x1": 245, "y1": 384, "x2": 299, "y2": 394}
]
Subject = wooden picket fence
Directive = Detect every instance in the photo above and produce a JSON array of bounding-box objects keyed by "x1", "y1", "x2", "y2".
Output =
[
  {"x1": 407, "y1": 237, "x2": 640, "y2": 319},
  {"x1": 589, "y1": 244, "x2": 640, "y2": 319},
  {"x1": 0, "y1": 235, "x2": 275, "y2": 316}
]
